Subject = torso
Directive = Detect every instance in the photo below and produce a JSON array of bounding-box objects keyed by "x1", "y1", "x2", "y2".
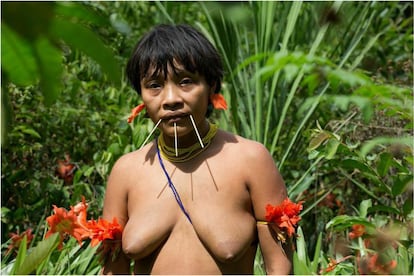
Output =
[{"x1": 121, "y1": 130, "x2": 259, "y2": 274}]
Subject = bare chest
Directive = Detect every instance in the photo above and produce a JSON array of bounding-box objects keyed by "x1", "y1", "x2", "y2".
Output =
[{"x1": 122, "y1": 157, "x2": 256, "y2": 263}]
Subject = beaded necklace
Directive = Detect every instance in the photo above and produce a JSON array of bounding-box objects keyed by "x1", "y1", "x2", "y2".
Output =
[{"x1": 157, "y1": 123, "x2": 218, "y2": 163}]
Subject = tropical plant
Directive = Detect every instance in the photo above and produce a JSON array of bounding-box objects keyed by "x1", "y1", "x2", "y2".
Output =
[{"x1": 1, "y1": 1, "x2": 412, "y2": 275}]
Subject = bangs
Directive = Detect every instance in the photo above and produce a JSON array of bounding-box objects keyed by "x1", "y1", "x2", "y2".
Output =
[{"x1": 126, "y1": 24, "x2": 223, "y2": 94}]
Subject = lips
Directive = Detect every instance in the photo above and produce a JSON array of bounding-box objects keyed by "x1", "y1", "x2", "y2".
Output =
[{"x1": 161, "y1": 112, "x2": 188, "y2": 121}]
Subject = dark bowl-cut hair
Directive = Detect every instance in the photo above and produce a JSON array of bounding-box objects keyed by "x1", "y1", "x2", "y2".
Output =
[{"x1": 126, "y1": 24, "x2": 223, "y2": 95}]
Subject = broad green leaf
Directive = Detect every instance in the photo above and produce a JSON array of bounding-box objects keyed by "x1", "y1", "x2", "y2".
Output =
[
  {"x1": 34, "y1": 37, "x2": 63, "y2": 105},
  {"x1": 325, "y1": 138, "x2": 340, "y2": 160},
  {"x1": 359, "y1": 199, "x2": 372, "y2": 218},
  {"x1": 293, "y1": 251, "x2": 311, "y2": 275},
  {"x1": 340, "y1": 159, "x2": 373, "y2": 174},
  {"x1": 392, "y1": 174, "x2": 413, "y2": 196},
  {"x1": 54, "y1": 2, "x2": 108, "y2": 26},
  {"x1": 15, "y1": 125, "x2": 41, "y2": 139},
  {"x1": 50, "y1": 18, "x2": 121, "y2": 86},
  {"x1": 1, "y1": 24, "x2": 38, "y2": 86},
  {"x1": 310, "y1": 232, "x2": 323, "y2": 273},
  {"x1": 376, "y1": 152, "x2": 393, "y2": 177},
  {"x1": 10, "y1": 235, "x2": 27, "y2": 275},
  {"x1": 2, "y1": 2, "x2": 55, "y2": 41},
  {"x1": 325, "y1": 215, "x2": 375, "y2": 232},
  {"x1": 15, "y1": 233, "x2": 59, "y2": 275},
  {"x1": 361, "y1": 136, "x2": 413, "y2": 157},
  {"x1": 308, "y1": 131, "x2": 330, "y2": 151},
  {"x1": 296, "y1": 226, "x2": 308, "y2": 264},
  {"x1": 368, "y1": 205, "x2": 401, "y2": 216},
  {"x1": 327, "y1": 69, "x2": 372, "y2": 87}
]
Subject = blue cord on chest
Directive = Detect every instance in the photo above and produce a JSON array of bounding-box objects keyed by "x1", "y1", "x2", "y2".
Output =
[{"x1": 156, "y1": 138, "x2": 193, "y2": 224}]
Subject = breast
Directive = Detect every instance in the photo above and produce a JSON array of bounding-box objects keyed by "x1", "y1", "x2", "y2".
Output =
[
  {"x1": 190, "y1": 206, "x2": 258, "y2": 263},
  {"x1": 122, "y1": 200, "x2": 179, "y2": 259}
]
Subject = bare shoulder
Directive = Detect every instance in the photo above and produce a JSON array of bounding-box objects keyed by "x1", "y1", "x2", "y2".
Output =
[
  {"x1": 217, "y1": 130, "x2": 274, "y2": 163},
  {"x1": 107, "y1": 143, "x2": 155, "y2": 189},
  {"x1": 217, "y1": 130, "x2": 287, "y2": 212}
]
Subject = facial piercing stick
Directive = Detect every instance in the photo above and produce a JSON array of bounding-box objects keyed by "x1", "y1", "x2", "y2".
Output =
[
  {"x1": 174, "y1": 122, "x2": 178, "y2": 157},
  {"x1": 189, "y1": 114, "x2": 205, "y2": 149},
  {"x1": 139, "y1": 119, "x2": 162, "y2": 149}
]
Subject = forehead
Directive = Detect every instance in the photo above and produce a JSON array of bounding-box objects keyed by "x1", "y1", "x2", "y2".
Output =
[{"x1": 143, "y1": 59, "x2": 196, "y2": 80}]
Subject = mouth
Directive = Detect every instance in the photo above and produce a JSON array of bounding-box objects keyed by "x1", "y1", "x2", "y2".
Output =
[{"x1": 161, "y1": 113, "x2": 188, "y2": 123}]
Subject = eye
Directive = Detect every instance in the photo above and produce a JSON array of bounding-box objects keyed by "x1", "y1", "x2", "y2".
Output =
[
  {"x1": 180, "y1": 78, "x2": 194, "y2": 86},
  {"x1": 146, "y1": 81, "x2": 161, "y2": 89}
]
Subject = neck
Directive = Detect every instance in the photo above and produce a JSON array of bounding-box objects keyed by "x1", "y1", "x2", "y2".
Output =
[
  {"x1": 157, "y1": 122, "x2": 218, "y2": 163},
  {"x1": 162, "y1": 118, "x2": 210, "y2": 148}
]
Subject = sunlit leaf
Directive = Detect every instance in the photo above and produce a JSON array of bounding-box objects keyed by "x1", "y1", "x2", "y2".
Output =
[
  {"x1": 327, "y1": 69, "x2": 372, "y2": 87},
  {"x1": 360, "y1": 136, "x2": 413, "y2": 157},
  {"x1": 325, "y1": 138, "x2": 340, "y2": 160},
  {"x1": 325, "y1": 215, "x2": 375, "y2": 231},
  {"x1": 308, "y1": 131, "x2": 331, "y2": 151},
  {"x1": 359, "y1": 199, "x2": 372, "y2": 218},
  {"x1": 110, "y1": 13, "x2": 132, "y2": 35},
  {"x1": 15, "y1": 233, "x2": 59, "y2": 275},
  {"x1": 10, "y1": 235, "x2": 27, "y2": 275}
]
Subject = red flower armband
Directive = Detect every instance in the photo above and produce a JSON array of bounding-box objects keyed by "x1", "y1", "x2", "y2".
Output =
[{"x1": 260, "y1": 198, "x2": 304, "y2": 243}]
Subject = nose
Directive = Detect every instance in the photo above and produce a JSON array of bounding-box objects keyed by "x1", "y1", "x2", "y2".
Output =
[{"x1": 162, "y1": 83, "x2": 183, "y2": 110}]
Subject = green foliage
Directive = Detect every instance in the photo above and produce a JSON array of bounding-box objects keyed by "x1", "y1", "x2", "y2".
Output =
[
  {"x1": 1, "y1": 1, "x2": 413, "y2": 274},
  {"x1": 1, "y1": 1, "x2": 122, "y2": 144}
]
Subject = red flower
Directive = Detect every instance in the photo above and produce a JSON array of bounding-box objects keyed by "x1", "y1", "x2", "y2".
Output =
[
  {"x1": 6, "y1": 229, "x2": 34, "y2": 255},
  {"x1": 56, "y1": 154, "x2": 76, "y2": 184},
  {"x1": 319, "y1": 255, "x2": 352, "y2": 274},
  {"x1": 349, "y1": 224, "x2": 365, "y2": 239},
  {"x1": 46, "y1": 205, "x2": 89, "y2": 249},
  {"x1": 358, "y1": 253, "x2": 397, "y2": 275},
  {"x1": 45, "y1": 196, "x2": 123, "y2": 260},
  {"x1": 87, "y1": 217, "x2": 123, "y2": 247},
  {"x1": 127, "y1": 103, "x2": 146, "y2": 123},
  {"x1": 265, "y1": 198, "x2": 303, "y2": 237},
  {"x1": 210, "y1": 93, "x2": 227, "y2": 110}
]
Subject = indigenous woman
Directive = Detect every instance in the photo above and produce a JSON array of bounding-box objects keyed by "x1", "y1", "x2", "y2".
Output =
[{"x1": 102, "y1": 24, "x2": 292, "y2": 274}]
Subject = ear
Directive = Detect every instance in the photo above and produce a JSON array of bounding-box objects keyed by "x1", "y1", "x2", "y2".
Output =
[{"x1": 210, "y1": 82, "x2": 217, "y2": 95}]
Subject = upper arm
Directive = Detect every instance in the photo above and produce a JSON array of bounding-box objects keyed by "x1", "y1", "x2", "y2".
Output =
[
  {"x1": 101, "y1": 154, "x2": 133, "y2": 275},
  {"x1": 103, "y1": 155, "x2": 131, "y2": 225},
  {"x1": 245, "y1": 142, "x2": 292, "y2": 274}
]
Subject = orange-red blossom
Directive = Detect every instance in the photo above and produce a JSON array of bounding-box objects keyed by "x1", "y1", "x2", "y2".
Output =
[
  {"x1": 349, "y1": 224, "x2": 366, "y2": 239},
  {"x1": 6, "y1": 228, "x2": 34, "y2": 255},
  {"x1": 265, "y1": 197, "x2": 304, "y2": 238},
  {"x1": 45, "y1": 196, "x2": 123, "y2": 250}
]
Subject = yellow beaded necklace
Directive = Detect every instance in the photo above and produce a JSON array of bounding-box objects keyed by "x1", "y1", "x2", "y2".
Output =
[{"x1": 157, "y1": 123, "x2": 218, "y2": 163}]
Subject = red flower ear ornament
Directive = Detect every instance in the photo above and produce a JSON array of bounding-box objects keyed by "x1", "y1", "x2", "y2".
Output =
[
  {"x1": 127, "y1": 103, "x2": 146, "y2": 123},
  {"x1": 127, "y1": 94, "x2": 228, "y2": 123},
  {"x1": 210, "y1": 93, "x2": 228, "y2": 110}
]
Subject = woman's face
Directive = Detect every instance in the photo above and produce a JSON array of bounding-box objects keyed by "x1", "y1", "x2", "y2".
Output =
[{"x1": 140, "y1": 63, "x2": 213, "y2": 144}]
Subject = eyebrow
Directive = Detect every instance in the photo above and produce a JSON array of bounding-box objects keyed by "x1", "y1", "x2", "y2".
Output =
[{"x1": 143, "y1": 68, "x2": 197, "y2": 82}]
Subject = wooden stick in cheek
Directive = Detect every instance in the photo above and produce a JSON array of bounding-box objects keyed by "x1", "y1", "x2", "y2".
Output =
[
  {"x1": 139, "y1": 119, "x2": 162, "y2": 149},
  {"x1": 174, "y1": 122, "x2": 178, "y2": 157},
  {"x1": 189, "y1": 114, "x2": 205, "y2": 149}
]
